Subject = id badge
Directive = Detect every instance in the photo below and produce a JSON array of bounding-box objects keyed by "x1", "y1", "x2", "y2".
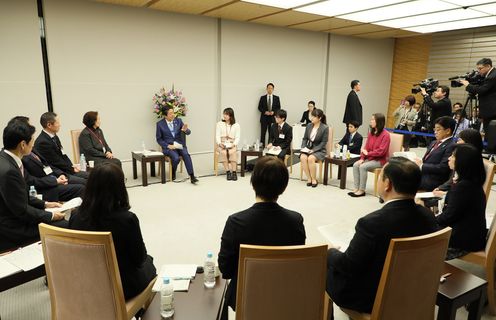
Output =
[
  {"x1": 103, "y1": 147, "x2": 107, "y2": 153},
  {"x1": 43, "y1": 166, "x2": 53, "y2": 175},
  {"x1": 279, "y1": 134, "x2": 285, "y2": 139}
]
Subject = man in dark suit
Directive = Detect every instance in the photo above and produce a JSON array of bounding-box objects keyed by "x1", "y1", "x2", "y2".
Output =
[
  {"x1": 156, "y1": 105, "x2": 198, "y2": 183},
  {"x1": 0, "y1": 120, "x2": 67, "y2": 251},
  {"x1": 267, "y1": 109, "x2": 293, "y2": 160},
  {"x1": 336, "y1": 120, "x2": 363, "y2": 155},
  {"x1": 34, "y1": 112, "x2": 88, "y2": 183},
  {"x1": 326, "y1": 157, "x2": 438, "y2": 314},
  {"x1": 415, "y1": 116, "x2": 456, "y2": 191},
  {"x1": 258, "y1": 82, "x2": 281, "y2": 146},
  {"x1": 218, "y1": 156, "x2": 306, "y2": 312},
  {"x1": 342, "y1": 80, "x2": 363, "y2": 130},
  {"x1": 421, "y1": 85, "x2": 452, "y2": 129},
  {"x1": 461, "y1": 58, "x2": 496, "y2": 133}
]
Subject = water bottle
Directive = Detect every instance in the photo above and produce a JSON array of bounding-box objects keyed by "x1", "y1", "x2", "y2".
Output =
[
  {"x1": 80, "y1": 154, "x2": 87, "y2": 172},
  {"x1": 160, "y1": 277, "x2": 174, "y2": 318},
  {"x1": 204, "y1": 252, "x2": 216, "y2": 288},
  {"x1": 342, "y1": 145, "x2": 348, "y2": 160},
  {"x1": 29, "y1": 186, "x2": 37, "y2": 198}
]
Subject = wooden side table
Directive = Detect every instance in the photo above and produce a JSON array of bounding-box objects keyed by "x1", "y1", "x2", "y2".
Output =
[
  {"x1": 131, "y1": 152, "x2": 166, "y2": 187},
  {"x1": 436, "y1": 262, "x2": 487, "y2": 320},
  {"x1": 323, "y1": 156, "x2": 360, "y2": 189},
  {"x1": 240, "y1": 150, "x2": 263, "y2": 177}
]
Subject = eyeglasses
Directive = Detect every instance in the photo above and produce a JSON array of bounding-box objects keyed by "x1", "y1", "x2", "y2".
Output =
[{"x1": 477, "y1": 65, "x2": 487, "y2": 71}]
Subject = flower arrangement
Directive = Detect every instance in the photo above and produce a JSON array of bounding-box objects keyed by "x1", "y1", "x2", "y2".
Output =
[{"x1": 152, "y1": 85, "x2": 188, "y2": 118}]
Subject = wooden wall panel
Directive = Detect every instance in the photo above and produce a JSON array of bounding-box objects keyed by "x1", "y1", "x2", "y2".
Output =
[{"x1": 386, "y1": 35, "x2": 432, "y2": 127}]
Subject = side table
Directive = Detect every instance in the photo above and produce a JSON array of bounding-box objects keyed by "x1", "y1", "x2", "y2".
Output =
[
  {"x1": 240, "y1": 150, "x2": 263, "y2": 177},
  {"x1": 323, "y1": 156, "x2": 360, "y2": 189},
  {"x1": 131, "y1": 152, "x2": 166, "y2": 187}
]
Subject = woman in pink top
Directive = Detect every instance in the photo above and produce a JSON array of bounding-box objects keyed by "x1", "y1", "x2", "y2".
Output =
[{"x1": 349, "y1": 113, "x2": 390, "y2": 197}]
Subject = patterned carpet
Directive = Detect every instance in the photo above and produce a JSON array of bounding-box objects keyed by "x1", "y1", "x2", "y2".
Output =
[{"x1": 0, "y1": 277, "x2": 50, "y2": 320}]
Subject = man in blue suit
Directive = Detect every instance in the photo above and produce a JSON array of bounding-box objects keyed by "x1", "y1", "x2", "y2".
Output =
[{"x1": 156, "y1": 106, "x2": 198, "y2": 184}]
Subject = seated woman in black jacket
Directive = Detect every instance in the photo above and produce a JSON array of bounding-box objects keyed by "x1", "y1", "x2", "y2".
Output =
[
  {"x1": 436, "y1": 144, "x2": 487, "y2": 260},
  {"x1": 69, "y1": 163, "x2": 156, "y2": 299},
  {"x1": 79, "y1": 111, "x2": 121, "y2": 168},
  {"x1": 299, "y1": 100, "x2": 315, "y2": 126}
]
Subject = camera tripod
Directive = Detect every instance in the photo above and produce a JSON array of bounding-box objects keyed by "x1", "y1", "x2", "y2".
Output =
[{"x1": 462, "y1": 93, "x2": 478, "y2": 120}]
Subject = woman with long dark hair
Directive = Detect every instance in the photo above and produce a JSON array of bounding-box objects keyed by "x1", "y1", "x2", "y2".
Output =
[
  {"x1": 300, "y1": 108, "x2": 329, "y2": 188},
  {"x1": 69, "y1": 163, "x2": 156, "y2": 299},
  {"x1": 216, "y1": 108, "x2": 241, "y2": 181},
  {"x1": 436, "y1": 144, "x2": 487, "y2": 260},
  {"x1": 349, "y1": 113, "x2": 390, "y2": 197},
  {"x1": 78, "y1": 111, "x2": 121, "y2": 168}
]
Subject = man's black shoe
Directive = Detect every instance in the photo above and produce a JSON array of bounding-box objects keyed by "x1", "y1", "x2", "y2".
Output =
[
  {"x1": 190, "y1": 175, "x2": 199, "y2": 184},
  {"x1": 172, "y1": 171, "x2": 177, "y2": 181},
  {"x1": 232, "y1": 172, "x2": 238, "y2": 181}
]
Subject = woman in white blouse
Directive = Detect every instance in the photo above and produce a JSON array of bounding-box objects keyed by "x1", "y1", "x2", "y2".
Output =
[{"x1": 216, "y1": 108, "x2": 241, "y2": 181}]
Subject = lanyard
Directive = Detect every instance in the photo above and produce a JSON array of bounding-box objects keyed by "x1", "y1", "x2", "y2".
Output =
[{"x1": 87, "y1": 127, "x2": 105, "y2": 147}]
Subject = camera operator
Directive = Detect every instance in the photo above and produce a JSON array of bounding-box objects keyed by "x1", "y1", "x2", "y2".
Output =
[
  {"x1": 420, "y1": 85, "x2": 452, "y2": 128},
  {"x1": 460, "y1": 58, "x2": 496, "y2": 133}
]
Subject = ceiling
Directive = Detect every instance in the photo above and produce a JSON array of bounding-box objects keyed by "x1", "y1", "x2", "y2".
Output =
[{"x1": 90, "y1": 0, "x2": 420, "y2": 39}]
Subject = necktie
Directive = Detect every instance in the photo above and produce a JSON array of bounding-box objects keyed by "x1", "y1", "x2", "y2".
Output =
[
  {"x1": 31, "y1": 152, "x2": 41, "y2": 162},
  {"x1": 268, "y1": 96, "x2": 272, "y2": 112},
  {"x1": 278, "y1": 125, "x2": 282, "y2": 134},
  {"x1": 53, "y1": 136, "x2": 62, "y2": 150},
  {"x1": 349, "y1": 134, "x2": 353, "y2": 144},
  {"x1": 425, "y1": 140, "x2": 441, "y2": 160},
  {"x1": 19, "y1": 163, "x2": 24, "y2": 177},
  {"x1": 168, "y1": 122, "x2": 175, "y2": 137}
]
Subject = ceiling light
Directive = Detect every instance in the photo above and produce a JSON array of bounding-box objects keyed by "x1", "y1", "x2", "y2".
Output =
[
  {"x1": 295, "y1": 0, "x2": 406, "y2": 17},
  {"x1": 405, "y1": 15, "x2": 496, "y2": 33},
  {"x1": 241, "y1": 0, "x2": 318, "y2": 9},
  {"x1": 339, "y1": 0, "x2": 458, "y2": 23},
  {"x1": 376, "y1": 8, "x2": 487, "y2": 28}
]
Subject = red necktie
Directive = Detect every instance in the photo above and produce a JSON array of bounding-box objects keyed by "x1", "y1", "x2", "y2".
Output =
[
  {"x1": 425, "y1": 141, "x2": 441, "y2": 160},
  {"x1": 31, "y1": 152, "x2": 41, "y2": 162},
  {"x1": 19, "y1": 163, "x2": 24, "y2": 177}
]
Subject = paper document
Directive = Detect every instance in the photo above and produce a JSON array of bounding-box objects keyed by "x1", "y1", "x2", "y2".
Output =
[
  {"x1": 0, "y1": 257, "x2": 21, "y2": 279},
  {"x1": 300, "y1": 147, "x2": 311, "y2": 154},
  {"x1": 143, "y1": 151, "x2": 164, "y2": 157},
  {"x1": 152, "y1": 264, "x2": 197, "y2": 292},
  {"x1": 45, "y1": 197, "x2": 82, "y2": 213},
  {"x1": 173, "y1": 142, "x2": 183, "y2": 150},
  {"x1": 3, "y1": 242, "x2": 44, "y2": 271},
  {"x1": 265, "y1": 147, "x2": 281, "y2": 156},
  {"x1": 393, "y1": 151, "x2": 417, "y2": 161},
  {"x1": 415, "y1": 192, "x2": 437, "y2": 198},
  {"x1": 318, "y1": 222, "x2": 355, "y2": 252}
]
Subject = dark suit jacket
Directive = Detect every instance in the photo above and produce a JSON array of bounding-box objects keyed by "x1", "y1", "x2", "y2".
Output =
[
  {"x1": 156, "y1": 118, "x2": 191, "y2": 152},
  {"x1": 466, "y1": 67, "x2": 496, "y2": 119},
  {"x1": 218, "y1": 202, "x2": 306, "y2": 310},
  {"x1": 420, "y1": 138, "x2": 455, "y2": 191},
  {"x1": 35, "y1": 131, "x2": 75, "y2": 174},
  {"x1": 69, "y1": 209, "x2": 157, "y2": 299},
  {"x1": 300, "y1": 110, "x2": 311, "y2": 125},
  {"x1": 79, "y1": 127, "x2": 112, "y2": 161},
  {"x1": 301, "y1": 123, "x2": 329, "y2": 160},
  {"x1": 22, "y1": 149, "x2": 64, "y2": 190},
  {"x1": 0, "y1": 150, "x2": 51, "y2": 249},
  {"x1": 343, "y1": 90, "x2": 362, "y2": 126},
  {"x1": 338, "y1": 132, "x2": 363, "y2": 155},
  {"x1": 437, "y1": 180, "x2": 487, "y2": 251},
  {"x1": 326, "y1": 199, "x2": 438, "y2": 313},
  {"x1": 268, "y1": 122, "x2": 292, "y2": 151},
  {"x1": 424, "y1": 96, "x2": 452, "y2": 124},
  {"x1": 258, "y1": 94, "x2": 281, "y2": 122}
]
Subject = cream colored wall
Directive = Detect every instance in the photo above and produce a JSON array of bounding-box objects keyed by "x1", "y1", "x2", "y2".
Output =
[
  {"x1": 0, "y1": 0, "x2": 47, "y2": 132},
  {"x1": 2, "y1": 0, "x2": 395, "y2": 170}
]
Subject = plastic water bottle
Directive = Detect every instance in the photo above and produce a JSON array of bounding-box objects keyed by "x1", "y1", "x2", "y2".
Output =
[
  {"x1": 80, "y1": 154, "x2": 87, "y2": 172},
  {"x1": 29, "y1": 186, "x2": 37, "y2": 198},
  {"x1": 204, "y1": 252, "x2": 216, "y2": 288},
  {"x1": 342, "y1": 145, "x2": 348, "y2": 160},
  {"x1": 160, "y1": 277, "x2": 174, "y2": 318}
]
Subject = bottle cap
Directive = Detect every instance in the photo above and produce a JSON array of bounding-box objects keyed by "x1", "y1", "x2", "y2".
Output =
[
  {"x1": 30, "y1": 186, "x2": 35, "y2": 190},
  {"x1": 163, "y1": 277, "x2": 170, "y2": 284},
  {"x1": 207, "y1": 252, "x2": 213, "y2": 258}
]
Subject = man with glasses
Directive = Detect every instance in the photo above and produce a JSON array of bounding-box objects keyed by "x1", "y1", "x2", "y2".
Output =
[
  {"x1": 414, "y1": 116, "x2": 456, "y2": 191},
  {"x1": 460, "y1": 58, "x2": 496, "y2": 134}
]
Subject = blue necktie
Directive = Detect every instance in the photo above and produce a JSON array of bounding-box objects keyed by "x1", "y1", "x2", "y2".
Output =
[{"x1": 168, "y1": 122, "x2": 175, "y2": 137}]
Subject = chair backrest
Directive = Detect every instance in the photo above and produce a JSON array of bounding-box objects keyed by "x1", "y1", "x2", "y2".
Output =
[
  {"x1": 370, "y1": 227, "x2": 452, "y2": 320},
  {"x1": 483, "y1": 159, "x2": 495, "y2": 200},
  {"x1": 70, "y1": 129, "x2": 82, "y2": 164},
  {"x1": 236, "y1": 244, "x2": 327, "y2": 320},
  {"x1": 39, "y1": 223, "x2": 128, "y2": 320},
  {"x1": 326, "y1": 126, "x2": 334, "y2": 156},
  {"x1": 388, "y1": 132, "x2": 404, "y2": 157},
  {"x1": 484, "y1": 213, "x2": 496, "y2": 263}
]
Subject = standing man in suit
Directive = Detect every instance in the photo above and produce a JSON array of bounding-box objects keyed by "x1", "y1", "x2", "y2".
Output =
[
  {"x1": 342, "y1": 80, "x2": 363, "y2": 131},
  {"x1": 336, "y1": 120, "x2": 363, "y2": 155},
  {"x1": 415, "y1": 116, "x2": 456, "y2": 191},
  {"x1": 420, "y1": 85, "x2": 452, "y2": 129},
  {"x1": 258, "y1": 83, "x2": 281, "y2": 147},
  {"x1": 267, "y1": 109, "x2": 293, "y2": 160},
  {"x1": 326, "y1": 157, "x2": 438, "y2": 314},
  {"x1": 218, "y1": 156, "x2": 305, "y2": 312},
  {"x1": 34, "y1": 112, "x2": 88, "y2": 183},
  {"x1": 156, "y1": 105, "x2": 198, "y2": 184},
  {"x1": 461, "y1": 58, "x2": 496, "y2": 133},
  {"x1": 0, "y1": 120, "x2": 66, "y2": 251}
]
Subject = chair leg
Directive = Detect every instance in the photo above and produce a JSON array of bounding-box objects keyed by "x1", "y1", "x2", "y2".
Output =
[
  {"x1": 300, "y1": 164, "x2": 304, "y2": 181},
  {"x1": 168, "y1": 161, "x2": 173, "y2": 182},
  {"x1": 214, "y1": 158, "x2": 218, "y2": 176},
  {"x1": 180, "y1": 158, "x2": 183, "y2": 173},
  {"x1": 487, "y1": 263, "x2": 496, "y2": 315},
  {"x1": 318, "y1": 161, "x2": 323, "y2": 183},
  {"x1": 374, "y1": 171, "x2": 379, "y2": 196}
]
